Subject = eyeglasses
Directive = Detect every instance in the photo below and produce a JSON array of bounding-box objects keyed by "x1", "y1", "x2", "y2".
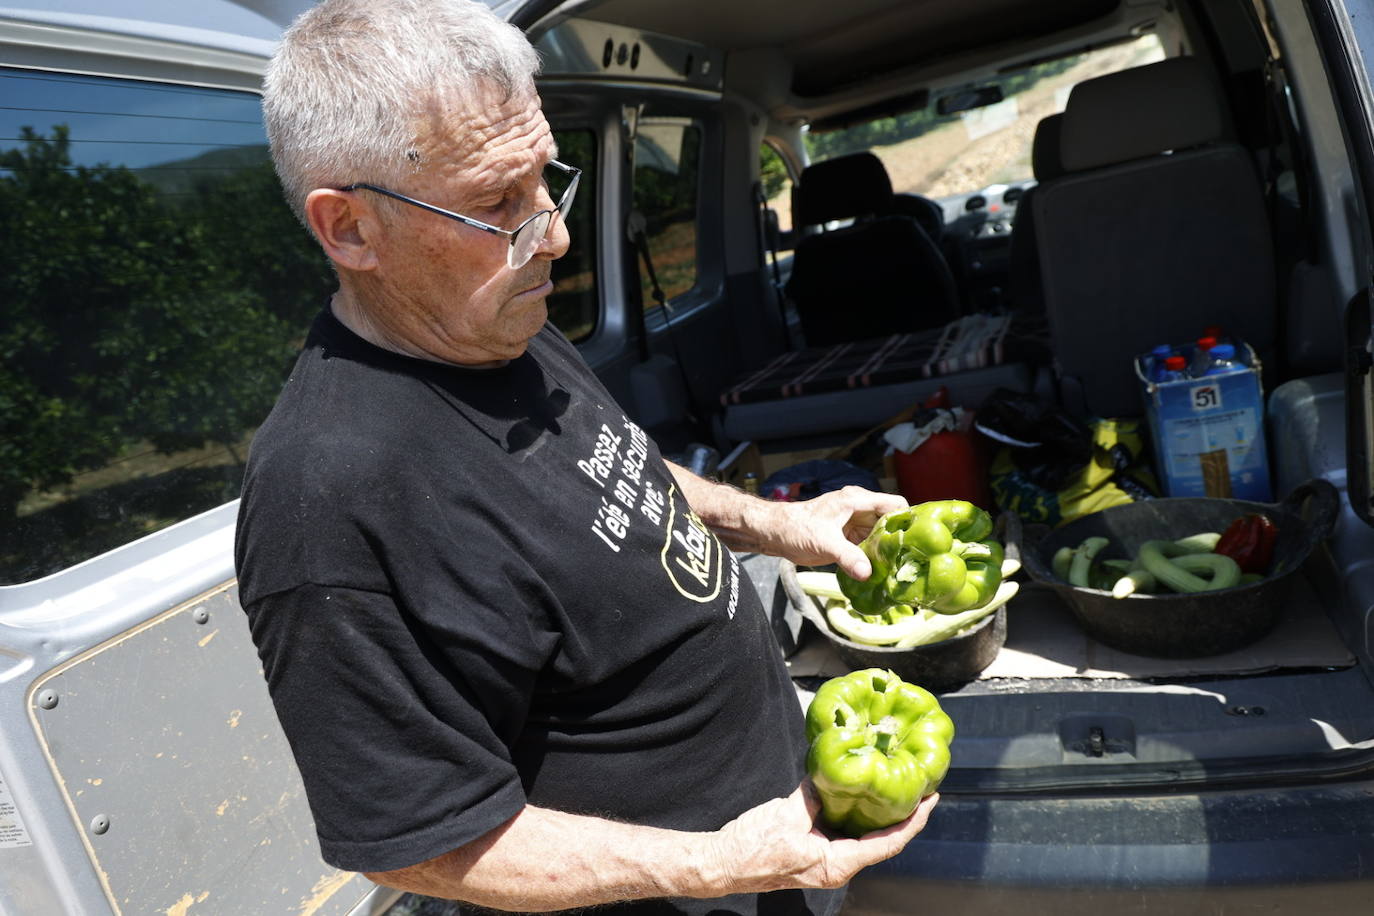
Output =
[{"x1": 339, "y1": 159, "x2": 581, "y2": 269}]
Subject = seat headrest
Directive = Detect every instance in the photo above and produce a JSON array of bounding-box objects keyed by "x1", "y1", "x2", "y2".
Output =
[
  {"x1": 1032, "y1": 114, "x2": 1065, "y2": 182},
  {"x1": 891, "y1": 192, "x2": 945, "y2": 240},
  {"x1": 1059, "y1": 57, "x2": 1229, "y2": 173},
  {"x1": 795, "y1": 151, "x2": 894, "y2": 226}
]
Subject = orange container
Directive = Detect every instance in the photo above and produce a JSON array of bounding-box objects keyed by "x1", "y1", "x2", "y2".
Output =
[{"x1": 893, "y1": 429, "x2": 990, "y2": 510}]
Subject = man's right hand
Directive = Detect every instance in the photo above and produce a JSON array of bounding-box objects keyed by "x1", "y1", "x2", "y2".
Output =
[
  {"x1": 363, "y1": 782, "x2": 937, "y2": 909},
  {"x1": 704, "y1": 780, "x2": 939, "y2": 895}
]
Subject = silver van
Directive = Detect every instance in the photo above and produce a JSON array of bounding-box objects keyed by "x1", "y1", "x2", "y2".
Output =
[{"x1": 3, "y1": 1, "x2": 1374, "y2": 913}]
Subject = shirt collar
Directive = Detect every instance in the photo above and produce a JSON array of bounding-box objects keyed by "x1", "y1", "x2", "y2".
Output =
[{"x1": 310, "y1": 306, "x2": 573, "y2": 457}]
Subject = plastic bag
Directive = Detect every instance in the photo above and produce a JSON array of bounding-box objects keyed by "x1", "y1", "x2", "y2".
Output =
[
  {"x1": 760, "y1": 459, "x2": 879, "y2": 501},
  {"x1": 978, "y1": 389, "x2": 1156, "y2": 526}
]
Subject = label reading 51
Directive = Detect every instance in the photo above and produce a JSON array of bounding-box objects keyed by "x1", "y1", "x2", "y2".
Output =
[{"x1": 1191, "y1": 384, "x2": 1222, "y2": 411}]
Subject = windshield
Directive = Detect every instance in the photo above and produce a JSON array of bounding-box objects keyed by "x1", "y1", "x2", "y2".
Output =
[{"x1": 798, "y1": 33, "x2": 1165, "y2": 208}]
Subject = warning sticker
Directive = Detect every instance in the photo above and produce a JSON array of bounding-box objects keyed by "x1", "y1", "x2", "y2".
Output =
[{"x1": 0, "y1": 766, "x2": 33, "y2": 848}]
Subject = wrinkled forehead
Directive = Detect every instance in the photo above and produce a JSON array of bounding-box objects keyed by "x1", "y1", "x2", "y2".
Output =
[{"x1": 413, "y1": 83, "x2": 556, "y2": 178}]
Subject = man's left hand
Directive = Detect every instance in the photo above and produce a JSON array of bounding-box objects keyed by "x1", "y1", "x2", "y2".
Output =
[
  {"x1": 758, "y1": 486, "x2": 907, "y2": 581},
  {"x1": 664, "y1": 464, "x2": 906, "y2": 582}
]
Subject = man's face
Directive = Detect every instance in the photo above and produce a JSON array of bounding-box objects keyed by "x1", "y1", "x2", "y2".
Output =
[{"x1": 366, "y1": 84, "x2": 571, "y2": 366}]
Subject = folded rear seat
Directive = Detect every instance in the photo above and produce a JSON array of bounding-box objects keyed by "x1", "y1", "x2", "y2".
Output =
[
  {"x1": 715, "y1": 150, "x2": 1046, "y2": 442},
  {"x1": 717, "y1": 313, "x2": 1041, "y2": 441}
]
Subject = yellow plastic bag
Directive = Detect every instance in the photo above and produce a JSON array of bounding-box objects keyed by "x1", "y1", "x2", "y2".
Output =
[{"x1": 990, "y1": 418, "x2": 1157, "y2": 527}]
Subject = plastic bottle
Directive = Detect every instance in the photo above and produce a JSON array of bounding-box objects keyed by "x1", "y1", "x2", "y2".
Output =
[
  {"x1": 1203, "y1": 324, "x2": 1232, "y2": 347},
  {"x1": 1149, "y1": 344, "x2": 1174, "y2": 382},
  {"x1": 1190, "y1": 336, "x2": 1218, "y2": 377},
  {"x1": 1202, "y1": 324, "x2": 1247, "y2": 365},
  {"x1": 1203, "y1": 343, "x2": 1240, "y2": 376},
  {"x1": 1160, "y1": 355, "x2": 1189, "y2": 382}
]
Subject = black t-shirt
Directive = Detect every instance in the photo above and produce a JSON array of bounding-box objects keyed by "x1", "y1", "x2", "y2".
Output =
[{"x1": 234, "y1": 308, "x2": 842, "y2": 916}]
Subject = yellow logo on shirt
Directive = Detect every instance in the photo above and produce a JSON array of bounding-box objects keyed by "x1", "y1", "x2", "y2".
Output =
[{"x1": 661, "y1": 484, "x2": 722, "y2": 603}]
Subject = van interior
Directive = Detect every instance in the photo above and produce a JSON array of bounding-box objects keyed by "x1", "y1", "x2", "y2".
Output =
[
  {"x1": 518, "y1": 0, "x2": 1374, "y2": 805},
  {"x1": 3, "y1": 0, "x2": 1371, "y2": 811}
]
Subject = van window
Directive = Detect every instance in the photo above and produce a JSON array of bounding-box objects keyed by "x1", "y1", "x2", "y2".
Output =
[
  {"x1": 631, "y1": 118, "x2": 702, "y2": 308},
  {"x1": 804, "y1": 33, "x2": 1166, "y2": 198},
  {"x1": 760, "y1": 142, "x2": 795, "y2": 234},
  {"x1": 0, "y1": 68, "x2": 332, "y2": 584},
  {"x1": 547, "y1": 128, "x2": 598, "y2": 342}
]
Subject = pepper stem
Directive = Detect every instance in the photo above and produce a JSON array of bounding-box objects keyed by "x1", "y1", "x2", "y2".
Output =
[
  {"x1": 872, "y1": 716, "x2": 899, "y2": 755},
  {"x1": 955, "y1": 540, "x2": 993, "y2": 560}
]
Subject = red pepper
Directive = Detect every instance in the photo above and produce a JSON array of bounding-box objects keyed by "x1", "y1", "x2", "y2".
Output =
[{"x1": 1214, "y1": 514, "x2": 1278, "y2": 575}]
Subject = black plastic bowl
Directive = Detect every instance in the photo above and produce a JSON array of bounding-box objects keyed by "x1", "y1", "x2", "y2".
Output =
[
  {"x1": 1019, "y1": 479, "x2": 1340, "y2": 658},
  {"x1": 779, "y1": 556, "x2": 1010, "y2": 693}
]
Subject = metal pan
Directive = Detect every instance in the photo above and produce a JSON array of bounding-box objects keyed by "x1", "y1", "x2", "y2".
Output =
[
  {"x1": 779, "y1": 517, "x2": 1020, "y2": 691},
  {"x1": 1018, "y1": 479, "x2": 1341, "y2": 658}
]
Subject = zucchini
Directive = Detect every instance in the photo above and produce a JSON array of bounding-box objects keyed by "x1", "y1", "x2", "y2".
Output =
[
  {"x1": 1051, "y1": 546, "x2": 1073, "y2": 582},
  {"x1": 1111, "y1": 567, "x2": 1156, "y2": 598},
  {"x1": 1068, "y1": 537, "x2": 1109, "y2": 588},
  {"x1": 1138, "y1": 540, "x2": 1241, "y2": 592}
]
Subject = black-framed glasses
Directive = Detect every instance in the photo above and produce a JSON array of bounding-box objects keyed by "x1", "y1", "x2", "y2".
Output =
[{"x1": 339, "y1": 159, "x2": 581, "y2": 269}]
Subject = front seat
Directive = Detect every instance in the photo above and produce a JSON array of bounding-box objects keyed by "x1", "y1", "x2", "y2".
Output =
[
  {"x1": 1031, "y1": 57, "x2": 1276, "y2": 418},
  {"x1": 784, "y1": 152, "x2": 961, "y2": 346},
  {"x1": 891, "y1": 191, "x2": 947, "y2": 244}
]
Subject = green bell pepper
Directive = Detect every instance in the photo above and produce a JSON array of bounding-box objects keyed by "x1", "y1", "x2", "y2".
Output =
[
  {"x1": 804, "y1": 668, "x2": 954, "y2": 837},
  {"x1": 838, "y1": 500, "x2": 1005, "y2": 615}
]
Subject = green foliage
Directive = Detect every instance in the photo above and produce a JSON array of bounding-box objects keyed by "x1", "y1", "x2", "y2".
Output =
[
  {"x1": 759, "y1": 144, "x2": 790, "y2": 200},
  {"x1": 806, "y1": 108, "x2": 952, "y2": 162},
  {"x1": 546, "y1": 129, "x2": 598, "y2": 340},
  {"x1": 186, "y1": 159, "x2": 335, "y2": 331},
  {"x1": 634, "y1": 127, "x2": 701, "y2": 237},
  {"x1": 0, "y1": 125, "x2": 331, "y2": 526},
  {"x1": 633, "y1": 126, "x2": 702, "y2": 305}
]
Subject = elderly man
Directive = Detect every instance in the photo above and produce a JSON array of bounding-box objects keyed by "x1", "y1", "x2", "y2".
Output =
[{"x1": 234, "y1": 1, "x2": 936, "y2": 912}]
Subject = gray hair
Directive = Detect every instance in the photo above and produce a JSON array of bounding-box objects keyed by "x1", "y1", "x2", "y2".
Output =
[{"x1": 264, "y1": 0, "x2": 541, "y2": 224}]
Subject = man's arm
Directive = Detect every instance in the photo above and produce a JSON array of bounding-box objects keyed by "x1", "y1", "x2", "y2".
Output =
[
  {"x1": 364, "y1": 785, "x2": 938, "y2": 909},
  {"x1": 665, "y1": 461, "x2": 907, "y2": 580}
]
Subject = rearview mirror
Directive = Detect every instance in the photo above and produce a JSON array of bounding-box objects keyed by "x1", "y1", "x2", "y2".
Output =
[{"x1": 936, "y1": 85, "x2": 1004, "y2": 116}]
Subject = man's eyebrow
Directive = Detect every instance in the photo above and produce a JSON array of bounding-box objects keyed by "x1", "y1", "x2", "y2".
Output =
[
  {"x1": 465, "y1": 170, "x2": 519, "y2": 202},
  {"x1": 467, "y1": 148, "x2": 558, "y2": 203}
]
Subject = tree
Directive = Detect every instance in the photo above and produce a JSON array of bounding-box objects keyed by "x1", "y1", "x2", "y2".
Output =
[
  {"x1": 759, "y1": 144, "x2": 790, "y2": 201},
  {"x1": 0, "y1": 126, "x2": 320, "y2": 525}
]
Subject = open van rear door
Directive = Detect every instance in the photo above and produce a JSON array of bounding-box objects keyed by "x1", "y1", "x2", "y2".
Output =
[
  {"x1": 232, "y1": 0, "x2": 565, "y2": 28},
  {"x1": 1310, "y1": 0, "x2": 1374, "y2": 526}
]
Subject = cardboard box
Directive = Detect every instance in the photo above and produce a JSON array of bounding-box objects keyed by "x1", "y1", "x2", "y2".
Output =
[
  {"x1": 1136, "y1": 344, "x2": 1271, "y2": 501},
  {"x1": 716, "y1": 442, "x2": 843, "y2": 494},
  {"x1": 716, "y1": 440, "x2": 763, "y2": 488}
]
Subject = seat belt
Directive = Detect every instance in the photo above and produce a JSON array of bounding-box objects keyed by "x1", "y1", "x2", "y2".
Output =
[
  {"x1": 627, "y1": 210, "x2": 702, "y2": 425},
  {"x1": 753, "y1": 182, "x2": 793, "y2": 352}
]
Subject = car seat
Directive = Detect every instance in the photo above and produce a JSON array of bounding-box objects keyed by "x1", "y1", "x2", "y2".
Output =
[
  {"x1": 1006, "y1": 113, "x2": 1064, "y2": 316},
  {"x1": 891, "y1": 191, "x2": 947, "y2": 243},
  {"x1": 784, "y1": 152, "x2": 961, "y2": 345},
  {"x1": 1031, "y1": 56, "x2": 1276, "y2": 418}
]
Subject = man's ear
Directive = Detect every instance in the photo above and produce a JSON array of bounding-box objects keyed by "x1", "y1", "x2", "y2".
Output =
[{"x1": 304, "y1": 188, "x2": 380, "y2": 272}]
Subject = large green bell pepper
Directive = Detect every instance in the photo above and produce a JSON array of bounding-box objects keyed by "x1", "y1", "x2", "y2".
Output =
[
  {"x1": 804, "y1": 668, "x2": 954, "y2": 837},
  {"x1": 838, "y1": 500, "x2": 1004, "y2": 615}
]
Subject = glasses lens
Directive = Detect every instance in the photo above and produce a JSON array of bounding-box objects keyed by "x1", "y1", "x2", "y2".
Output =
[
  {"x1": 558, "y1": 170, "x2": 579, "y2": 218},
  {"x1": 510, "y1": 209, "x2": 552, "y2": 269},
  {"x1": 545, "y1": 163, "x2": 574, "y2": 209}
]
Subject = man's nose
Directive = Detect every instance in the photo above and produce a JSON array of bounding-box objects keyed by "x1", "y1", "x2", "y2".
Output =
[{"x1": 540, "y1": 209, "x2": 571, "y2": 260}]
